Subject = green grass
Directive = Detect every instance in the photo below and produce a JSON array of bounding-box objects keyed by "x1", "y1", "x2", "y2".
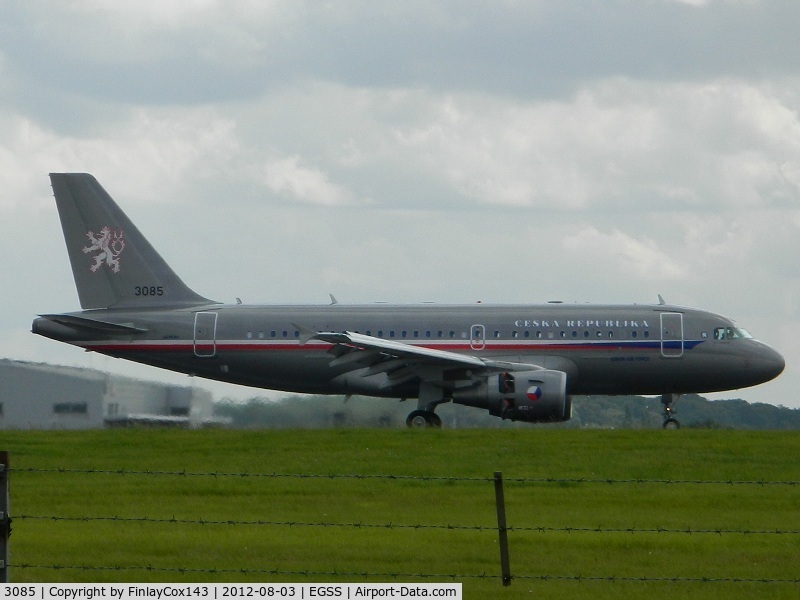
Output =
[{"x1": 2, "y1": 429, "x2": 799, "y2": 599}]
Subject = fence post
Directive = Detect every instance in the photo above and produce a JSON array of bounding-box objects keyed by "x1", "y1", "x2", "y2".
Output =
[
  {"x1": 1, "y1": 451, "x2": 9, "y2": 583},
  {"x1": 494, "y1": 471, "x2": 511, "y2": 586}
]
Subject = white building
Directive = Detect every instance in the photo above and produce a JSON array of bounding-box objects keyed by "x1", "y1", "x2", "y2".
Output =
[{"x1": 0, "y1": 359, "x2": 216, "y2": 429}]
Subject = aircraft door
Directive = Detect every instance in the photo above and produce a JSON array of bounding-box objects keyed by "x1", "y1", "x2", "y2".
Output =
[
  {"x1": 194, "y1": 311, "x2": 217, "y2": 357},
  {"x1": 470, "y1": 324, "x2": 486, "y2": 350},
  {"x1": 660, "y1": 312, "x2": 684, "y2": 358}
]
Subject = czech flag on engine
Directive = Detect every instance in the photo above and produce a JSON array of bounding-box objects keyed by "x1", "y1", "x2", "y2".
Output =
[{"x1": 526, "y1": 385, "x2": 542, "y2": 401}]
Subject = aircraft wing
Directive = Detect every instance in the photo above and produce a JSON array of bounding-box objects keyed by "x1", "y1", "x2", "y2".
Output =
[
  {"x1": 307, "y1": 329, "x2": 540, "y2": 391},
  {"x1": 312, "y1": 331, "x2": 486, "y2": 368}
]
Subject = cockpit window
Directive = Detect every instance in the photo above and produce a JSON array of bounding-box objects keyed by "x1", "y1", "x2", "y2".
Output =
[{"x1": 714, "y1": 327, "x2": 753, "y2": 340}]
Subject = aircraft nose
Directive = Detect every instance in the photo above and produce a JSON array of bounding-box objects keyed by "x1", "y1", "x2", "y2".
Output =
[
  {"x1": 754, "y1": 343, "x2": 785, "y2": 383},
  {"x1": 766, "y1": 346, "x2": 785, "y2": 380}
]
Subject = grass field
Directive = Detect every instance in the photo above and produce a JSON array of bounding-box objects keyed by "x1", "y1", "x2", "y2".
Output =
[{"x1": 2, "y1": 429, "x2": 799, "y2": 599}]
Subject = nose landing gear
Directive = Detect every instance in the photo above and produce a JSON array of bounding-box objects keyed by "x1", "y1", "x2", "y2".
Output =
[{"x1": 661, "y1": 393, "x2": 680, "y2": 429}]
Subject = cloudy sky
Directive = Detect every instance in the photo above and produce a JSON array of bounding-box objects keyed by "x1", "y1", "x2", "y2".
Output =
[{"x1": 1, "y1": 0, "x2": 798, "y2": 408}]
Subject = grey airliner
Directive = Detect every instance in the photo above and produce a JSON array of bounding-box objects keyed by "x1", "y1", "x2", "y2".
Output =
[{"x1": 33, "y1": 174, "x2": 785, "y2": 428}]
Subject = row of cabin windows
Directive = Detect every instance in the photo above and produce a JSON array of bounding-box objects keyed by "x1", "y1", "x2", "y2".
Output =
[
  {"x1": 246, "y1": 331, "x2": 299, "y2": 339},
  {"x1": 243, "y1": 329, "x2": 652, "y2": 340},
  {"x1": 510, "y1": 329, "x2": 651, "y2": 340}
]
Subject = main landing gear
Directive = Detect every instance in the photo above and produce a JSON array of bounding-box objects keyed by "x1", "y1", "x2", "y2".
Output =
[
  {"x1": 406, "y1": 384, "x2": 445, "y2": 428},
  {"x1": 661, "y1": 393, "x2": 680, "y2": 429},
  {"x1": 406, "y1": 410, "x2": 442, "y2": 428}
]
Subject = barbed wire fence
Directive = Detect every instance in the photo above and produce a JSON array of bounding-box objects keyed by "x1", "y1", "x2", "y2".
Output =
[
  {"x1": 2, "y1": 456, "x2": 799, "y2": 586},
  {"x1": 1, "y1": 451, "x2": 9, "y2": 583}
]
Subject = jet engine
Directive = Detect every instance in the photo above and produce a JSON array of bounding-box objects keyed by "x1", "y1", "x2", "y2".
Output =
[{"x1": 451, "y1": 369, "x2": 572, "y2": 423}]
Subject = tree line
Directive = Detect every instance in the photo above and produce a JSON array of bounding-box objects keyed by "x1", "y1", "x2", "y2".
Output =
[{"x1": 213, "y1": 394, "x2": 800, "y2": 429}]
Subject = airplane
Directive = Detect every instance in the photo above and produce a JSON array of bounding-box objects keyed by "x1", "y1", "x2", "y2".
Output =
[{"x1": 32, "y1": 173, "x2": 785, "y2": 429}]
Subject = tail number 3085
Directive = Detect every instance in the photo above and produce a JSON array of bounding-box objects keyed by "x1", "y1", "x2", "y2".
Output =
[{"x1": 135, "y1": 286, "x2": 165, "y2": 296}]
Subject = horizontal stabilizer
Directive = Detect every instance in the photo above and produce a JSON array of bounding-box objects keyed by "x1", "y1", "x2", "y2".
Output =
[{"x1": 38, "y1": 314, "x2": 148, "y2": 334}]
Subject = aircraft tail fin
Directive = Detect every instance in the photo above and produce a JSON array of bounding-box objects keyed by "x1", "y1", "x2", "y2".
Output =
[{"x1": 49, "y1": 173, "x2": 216, "y2": 309}]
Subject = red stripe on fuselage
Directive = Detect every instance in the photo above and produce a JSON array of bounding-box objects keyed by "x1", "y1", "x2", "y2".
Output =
[{"x1": 79, "y1": 339, "x2": 672, "y2": 354}]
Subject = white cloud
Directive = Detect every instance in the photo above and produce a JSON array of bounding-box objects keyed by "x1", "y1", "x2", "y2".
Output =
[
  {"x1": 0, "y1": 108, "x2": 239, "y2": 211},
  {"x1": 388, "y1": 78, "x2": 800, "y2": 212},
  {"x1": 14, "y1": 0, "x2": 293, "y2": 65},
  {"x1": 264, "y1": 156, "x2": 356, "y2": 206},
  {"x1": 562, "y1": 227, "x2": 687, "y2": 281},
  {"x1": 86, "y1": 0, "x2": 220, "y2": 27}
]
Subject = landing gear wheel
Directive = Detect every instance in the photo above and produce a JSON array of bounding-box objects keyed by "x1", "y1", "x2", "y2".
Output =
[
  {"x1": 406, "y1": 410, "x2": 442, "y2": 428},
  {"x1": 660, "y1": 393, "x2": 680, "y2": 430}
]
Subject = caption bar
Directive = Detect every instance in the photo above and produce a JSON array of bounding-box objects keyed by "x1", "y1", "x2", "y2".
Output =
[{"x1": 1, "y1": 585, "x2": 462, "y2": 600}]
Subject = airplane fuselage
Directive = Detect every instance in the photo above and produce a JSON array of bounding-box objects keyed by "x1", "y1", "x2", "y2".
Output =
[{"x1": 33, "y1": 302, "x2": 784, "y2": 398}]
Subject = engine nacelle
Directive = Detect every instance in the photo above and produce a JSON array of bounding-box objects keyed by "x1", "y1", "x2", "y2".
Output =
[{"x1": 451, "y1": 369, "x2": 572, "y2": 423}]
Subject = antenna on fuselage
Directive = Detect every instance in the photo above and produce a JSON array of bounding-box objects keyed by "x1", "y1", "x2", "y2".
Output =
[{"x1": 657, "y1": 294, "x2": 666, "y2": 305}]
